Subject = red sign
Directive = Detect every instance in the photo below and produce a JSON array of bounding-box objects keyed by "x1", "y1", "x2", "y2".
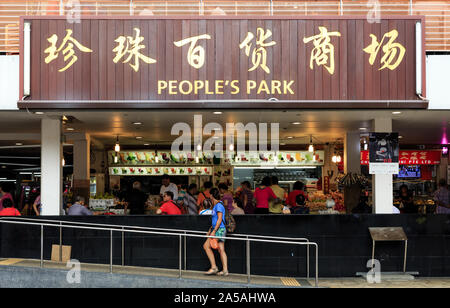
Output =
[{"x1": 361, "y1": 150, "x2": 441, "y2": 165}]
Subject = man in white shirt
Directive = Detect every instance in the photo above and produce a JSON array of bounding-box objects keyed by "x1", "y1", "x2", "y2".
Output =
[{"x1": 160, "y1": 174, "x2": 178, "y2": 201}]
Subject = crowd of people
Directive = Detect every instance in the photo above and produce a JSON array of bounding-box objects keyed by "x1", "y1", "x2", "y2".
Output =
[{"x1": 117, "y1": 174, "x2": 311, "y2": 216}]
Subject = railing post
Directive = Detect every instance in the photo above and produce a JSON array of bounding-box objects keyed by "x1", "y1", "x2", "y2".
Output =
[
  {"x1": 307, "y1": 241, "x2": 310, "y2": 279},
  {"x1": 246, "y1": 237, "x2": 250, "y2": 284},
  {"x1": 184, "y1": 231, "x2": 187, "y2": 270},
  {"x1": 59, "y1": 222, "x2": 62, "y2": 262},
  {"x1": 110, "y1": 229, "x2": 113, "y2": 273},
  {"x1": 40, "y1": 225, "x2": 43, "y2": 268},
  {"x1": 122, "y1": 226, "x2": 124, "y2": 267},
  {"x1": 315, "y1": 244, "x2": 319, "y2": 288},
  {"x1": 179, "y1": 234, "x2": 182, "y2": 278}
]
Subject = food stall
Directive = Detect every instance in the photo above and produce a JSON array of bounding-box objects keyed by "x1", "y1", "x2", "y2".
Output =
[{"x1": 361, "y1": 150, "x2": 441, "y2": 213}]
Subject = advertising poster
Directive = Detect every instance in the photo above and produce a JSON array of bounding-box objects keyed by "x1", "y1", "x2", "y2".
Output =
[{"x1": 369, "y1": 133, "x2": 399, "y2": 175}]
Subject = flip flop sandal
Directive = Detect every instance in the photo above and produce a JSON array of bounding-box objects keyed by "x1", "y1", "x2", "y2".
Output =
[
  {"x1": 217, "y1": 270, "x2": 229, "y2": 276},
  {"x1": 205, "y1": 267, "x2": 219, "y2": 275}
]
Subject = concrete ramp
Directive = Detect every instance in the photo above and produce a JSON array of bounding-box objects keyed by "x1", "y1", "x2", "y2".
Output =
[{"x1": 0, "y1": 258, "x2": 310, "y2": 288}]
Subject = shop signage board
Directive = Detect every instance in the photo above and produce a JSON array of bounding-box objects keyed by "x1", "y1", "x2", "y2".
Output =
[
  {"x1": 361, "y1": 150, "x2": 441, "y2": 165},
  {"x1": 108, "y1": 150, "x2": 325, "y2": 166},
  {"x1": 18, "y1": 16, "x2": 426, "y2": 109},
  {"x1": 368, "y1": 132, "x2": 399, "y2": 175}
]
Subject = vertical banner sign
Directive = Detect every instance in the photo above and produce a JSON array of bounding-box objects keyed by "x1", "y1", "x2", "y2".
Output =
[{"x1": 369, "y1": 133, "x2": 399, "y2": 174}]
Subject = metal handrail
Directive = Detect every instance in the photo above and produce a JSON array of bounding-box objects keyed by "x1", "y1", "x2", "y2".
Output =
[
  {"x1": 0, "y1": 216, "x2": 312, "y2": 278},
  {"x1": 0, "y1": 218, "x2": 319, "y2": 287}
]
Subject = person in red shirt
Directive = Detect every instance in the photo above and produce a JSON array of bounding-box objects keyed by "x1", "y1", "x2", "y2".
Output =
[
  {"x1": 157, "y1": 191, "x2": 182, "y2": 215},
  {"x1": 0, "y1": 183, "x2": 14, "y2": 211},
  {"x1": 253, "y1": 176, "x2": 277, "y2": 214},
  {"x1": 0, "y1": 199, "x2": 21, "y2": 216},
  {"x1": 287, "y1": 181, "x2": 309, "y2": 208}
]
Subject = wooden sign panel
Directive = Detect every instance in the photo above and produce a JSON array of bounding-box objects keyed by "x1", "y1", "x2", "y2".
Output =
[{"x1": 19, "y1": 16, "x2": 426, "y2": 109}]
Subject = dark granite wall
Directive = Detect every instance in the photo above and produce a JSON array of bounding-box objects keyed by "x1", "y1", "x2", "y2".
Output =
[{"x1": 0, "y1": 214, "x2": 449, "y2": 277}]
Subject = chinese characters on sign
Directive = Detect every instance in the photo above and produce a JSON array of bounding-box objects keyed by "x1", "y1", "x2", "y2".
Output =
[
  {"x1": 303, "y1": 26, "x2": 341, "y2": 75},
  {"x1": 44, "y1": 26, "x2": 406, "y2": 75},
  {"x1": 361, "y1": 150, "x2": 441, "y2": 165},
  {"x1": 239, "y1": 28, "x2": 276, "y2": 74},
  {"x1": 174, "y1": 34, "x2": 211, "y2": 69},
  {"x1": 112, "y1": 27, "x2": 156, "y2": 72},
  {"x1": 363, "y1": 30, "x2": 406, "y2": 70},
  {"x1": 44, "y1": 29, "x2": 92, "y2": 72}
]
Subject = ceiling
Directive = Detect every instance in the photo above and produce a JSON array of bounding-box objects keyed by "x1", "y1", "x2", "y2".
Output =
[{"x1": 0, "y1": 109, "x2": 448, "y2": 148}]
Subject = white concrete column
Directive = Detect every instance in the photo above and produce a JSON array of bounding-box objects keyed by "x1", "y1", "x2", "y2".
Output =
[
  {"x1": 344, "y1": 132, "x2": 361, "y2": 174},
  {"x1": 372, "y1": 117, "x2": 393, "y2": 214},
  {"x1": 41, "y1": 118, "x2": 62, "y2": 215}
]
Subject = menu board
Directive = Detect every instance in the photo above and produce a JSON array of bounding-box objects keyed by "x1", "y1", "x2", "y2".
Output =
[
  {"x1": 109, "y1": 166, "x2": 212, "y2": 176},
  {"x1": 232, "y1": 151, "x2": 324, "y2": 166},
  {"x1": 109, "y1": 150, "x2": 325, "y2": 166}
]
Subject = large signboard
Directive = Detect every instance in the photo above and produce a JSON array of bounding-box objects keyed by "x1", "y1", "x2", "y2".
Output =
[{"x1": 18, "y1": 16, "x2": 426, "y2": 109}]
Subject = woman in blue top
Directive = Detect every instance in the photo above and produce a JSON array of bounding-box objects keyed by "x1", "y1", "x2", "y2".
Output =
[{"x1": 203, "y1": 188, "x2": 229, "y2": 276}]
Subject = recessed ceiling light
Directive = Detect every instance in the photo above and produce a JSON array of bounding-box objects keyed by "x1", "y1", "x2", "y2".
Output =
[
  {"x1": 66, "y1": 127, "x2": 74, "y2": 131},
  {"x1": 399, "y1": 135, "x2": 403, "y2": 139},
  {"x1": 292, "y1": 122, "x2": 301, "y2": 125},
  {"x1": 136, "y1": 136, "x2": 143, "y2": 139},
  {"x1": 16, "y1": 142, "x2": 23, "y2": 146},
  {"x1": 392, "y1": 111, "x2": 402, "y2": 115},
  {"x1": 133, "y1": 122, "x2": 143, "y2": 125},
  {"x1": 213, "y1": 111, "x2": 222, "y2": 115}
]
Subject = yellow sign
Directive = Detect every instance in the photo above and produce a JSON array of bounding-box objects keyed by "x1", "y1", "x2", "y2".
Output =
[
  {"x1": 157, "y1": 79, "x2": 294, "y2": 96},
  {"x1": 303, "y1": 26, "x2": 341, "y2": 75},
  {"x1": 174, "y1": 34, "x2": 211, "y2": 69},
  {"x1": 113, "y1": 27, "x2": 157, "y2": 72},
  {"x1": 363, "y1": 30, "x2": 406, "y2": 70},
  {"x1": 239, "y1": 28, "x2": 276, "y2": 74},
  {"x1": 44, "y1": 29, "x2": 92, "y2": 72}
]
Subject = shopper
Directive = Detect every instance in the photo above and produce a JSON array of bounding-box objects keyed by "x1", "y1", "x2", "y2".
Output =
[
  {"x1": 203, "y1": 188, "x2": 228, "y2": 276},
  {"x1": 218, "y1": 183, "x2": 234, "y2": 212},
  {"x1": 239, "y1": 181, "x2": 254, "y2": 214},
  {"x1": 125, "y1": 181, "x2": 148, "y2": 215},
  {"x1": 269, "y1": 176, "x2": 287, "y2": 214},
  {"x1": 0, "y1": 199, "x2": 21, "y2": 216},
  {"x1": 177, "y1": 184, "x2": 188, "y2": 205},
  {"x1": 291, "y1": 194, "x2": 310, "y2": 214},
  {"x1": 253, "y1": 176, "x2": 277, "y2": 214},
  {"x1": 399, "y1": 184, "x2": 416, "y2": 214},
  {"x1": 183, "y1": 183, "x2": 199, "y2": 215},
  {"x1": 434, "y1": 179, "x2": 450, "y2": 214},
  {"x1": 287, "y1": 181, "x2": 308, "y2": 208},
  {"x1": 160, "y1": 174, "x2": 178, "y2": 201},
  {"x1": 67, "y1": 196, "x2": 93, "y2": 216},
  {"x1": 231, "y1": 198, "x2": 245, "y2": 215},
  {"x1": 32, "y1": 194, "x2": 41, "y2": 216},
  {"x1": 157, "y1": 191, "x2": 182, "y2": 215},
  {"x1": 0, "y1": 183, "x2": 14, "y2": 211},
  {"x1": 197, "y1": 181, "x2": 213, "y2": 211}
]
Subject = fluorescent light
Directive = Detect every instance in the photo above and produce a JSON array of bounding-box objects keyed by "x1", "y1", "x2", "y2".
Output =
[
  {"x1": 23, "y1": 22, "x2": 31, "y2": 96},
  {"x1": 287, "y1": 136, "x2": 294, "y2": 139},
  {"x1": 133, "y1": 122, "x2": 143, "y2": 125},
  {"x1": 359, "y1": 127, "x2": 367, "y2": 130},
  {"x1": 213, "y1": 111, "x2": 222, "y2": 115},
  {"x1": 66, "y1": 127, "x2": 74, "y2": 131},
  {"x1": 15, "y1": 142, "x2": 23, "y2": 146},
  {"x1": 35, "y1": 112, "x2": 44, "y2": 115},
  {"x1": 392, "y1": 111, "x2": 402, "y2": 115},
  {"x1": 291, "y1": 122, "x2": 301, "y2": 125},
  {"x1": 135, "y1": 136, "x2": 143, "y2": 139},
  {"x1": 416, "y1": 22, "x2": 422, "y2": 96}
]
